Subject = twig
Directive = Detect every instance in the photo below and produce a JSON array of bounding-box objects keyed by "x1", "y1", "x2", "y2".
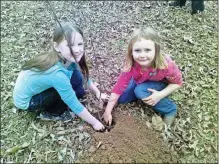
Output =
[
  {"x1": 26, "y1": 149, "x2": 33, "y2": 163},
  {"x1": 46, "y1": 1, "x2": 105, "y2": 120},
  {"x1": 96, "y1": 141, "x2": 102, "y2": 149},
  {"x1": 78, "y1": 7, "x2": 104, "y2": 120},
  {"x1": 45, "y1": 1, "x2": 82, "y2": 72},
  {"x1": 90, "y1": 38, "x2": 102, "y2": 101}
]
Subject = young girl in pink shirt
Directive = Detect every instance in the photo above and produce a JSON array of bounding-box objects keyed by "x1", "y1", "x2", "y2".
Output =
[{"x1": 103, "y1": 27, "x2": 183, "y2": 127}]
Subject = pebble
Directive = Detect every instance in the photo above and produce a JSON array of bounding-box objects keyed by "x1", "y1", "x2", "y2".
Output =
[
  {"x1": 101, "y1": 145, "x2": 106, "y2": 150},
  {"x1": 88, "y1": 145, "x2": 96, "y2": 153}
]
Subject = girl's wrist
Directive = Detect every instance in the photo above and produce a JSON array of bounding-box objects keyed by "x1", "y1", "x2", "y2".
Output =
[
  {"x1": 158, "y1": 91, "x2": 166, "y2": 100},
  {"x1": 95, "y1": 90, "x2": 101, "y2": 99},
  {"x1": 105, "y1": 105, "x2": 113, "y2": 114}
]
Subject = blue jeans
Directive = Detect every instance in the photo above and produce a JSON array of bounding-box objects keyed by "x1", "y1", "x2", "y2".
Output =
[
  {"x1": 27, "y1": 70, "x2": 86, "y2": 116},
  {"x1": 118, "y1": 78, "x2": 177, "y2": 117}
]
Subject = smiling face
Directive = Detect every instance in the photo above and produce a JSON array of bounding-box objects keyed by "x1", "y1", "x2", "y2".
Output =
[
  {"x1": 132, "y1": 38, "x2": 155, "y2": 68},
  {"x1": 54, "y1": 32, "x2": 84, "y2": 62}
]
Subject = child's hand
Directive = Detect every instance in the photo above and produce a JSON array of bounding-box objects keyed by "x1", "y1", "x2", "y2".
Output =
[
  {"x1": 96, "y1": 92, "x2": 109, "y2": 101},
  {"x1": 103, "y1": 111, "x2": 112, "y2": 126},
  {"x1": 142, "y1": 88, "x2": 162, "y2": 106},
  {"x1": 92, "y1": 120, "x2": 105, "y2": 131}
]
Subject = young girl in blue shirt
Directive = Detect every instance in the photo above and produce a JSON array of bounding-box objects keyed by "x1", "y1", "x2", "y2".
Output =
[{"x1": 13, "y1": 21, "x2": 107, "y2": 131}]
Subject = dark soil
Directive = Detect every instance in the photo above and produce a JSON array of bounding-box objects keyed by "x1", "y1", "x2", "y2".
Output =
[{"x1": 76, "y1": 109, "x2": 178, "y2": 163}]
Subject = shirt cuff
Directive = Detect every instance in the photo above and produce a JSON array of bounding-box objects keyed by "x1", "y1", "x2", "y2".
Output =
[
  {"x1": 70, "y1": 103, "x2": 84, "y2": 115},
  {"x1": 87, "y1": 79, "x2": 92, "y2": 86},
  {"x1": 111, "y1": 88, "x2": 123, "y2": 95}
]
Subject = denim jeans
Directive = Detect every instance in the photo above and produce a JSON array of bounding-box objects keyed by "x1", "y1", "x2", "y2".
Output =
[
  {"x1": 27, "y1": 69, "x2": 86, "y2": 116},
  {"x1": 118, "y1": 78, "x2": 177, "y2": 117}
]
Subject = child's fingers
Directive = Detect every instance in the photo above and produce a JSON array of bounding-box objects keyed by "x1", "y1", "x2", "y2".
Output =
[
  {"x1": 142, "y1": 99, "x2": 148, "y2": 104},
  {"x1": 108, "y1": 120, "x2": 112, "y2": 126},
  {"x1": 101, "y1": 95, "x2": 107, "y2": 99},
  {"x1": 93, "y1": 82, "x2": 99, "y2": 87},
  {"x1": 100, "y1": 93, "x2": 109, "y2": 99},
  {"x1": 106, "y1": 95, "x2": 110, "y2": 99},
  {"x1": 149, "y1": 102, "x2": 155, "y2": 106},
  {"x1": 97, "y1": 126, "x2": 106, "y2": 132},
  {"x1": 142, "y1": 96, "x2": 151, "y2": 101},
  {"x1": 149, "y1": 101, "x2": 156, "y2": 106},
  {"x1": 106, "y1": 117, "x2": 112, "y2": 126},
  {"x1": 100, "y1": 94, "x2": 110, "y2": 102},
  {"x1": 143, "y1": 99, "x2": 154, "y2": 106},
  {"x1": 147, "y1": 88, "x2": 156, "y2": 92}
]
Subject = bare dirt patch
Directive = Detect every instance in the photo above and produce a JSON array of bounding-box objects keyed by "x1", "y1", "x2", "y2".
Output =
[{"x1": 76, "y1": 109, "x2": 178, "y2": 163}]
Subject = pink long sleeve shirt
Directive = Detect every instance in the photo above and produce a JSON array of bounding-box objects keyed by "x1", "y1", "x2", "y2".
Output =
[{"x1": 112, "y1": 55, "x2": 183, "y2": 95}]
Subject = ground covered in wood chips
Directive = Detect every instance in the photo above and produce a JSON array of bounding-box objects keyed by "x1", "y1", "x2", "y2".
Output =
[{"x1": 77, "y1": 109, "x2": 178, "y2": 163}]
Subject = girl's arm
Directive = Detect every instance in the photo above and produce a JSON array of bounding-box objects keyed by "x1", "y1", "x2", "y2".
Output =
[
  {"x1": 52, "y1": 72, "x2": 104, "y2": 131},
  {"x1": 88, "y1": 81, "x2": 108, "y2": 100},
  {"x1": 103, "y1": 93, "x2": 120, "y2": 125},
  {"x1": 158, "y1": 83, "x2": 181, "y2": 99},
  {"x1": 105, "y1": 93, "x2": 120, "y2": 113},
  {"x1": 103, "y1": 71, "x2": 133, "y2": 125},
  {"x1": 143, "y1": 56, "x2": 183, "y2": 106},
  {"x1": 143, "y1": 83, "x2": 182, "y2": 106},
  {"x1": 77, "y1": 107, "x2": 105, "y2": 130},
  {"x1": 88, "y1": 80, "x2": 100, "y2": 98}
]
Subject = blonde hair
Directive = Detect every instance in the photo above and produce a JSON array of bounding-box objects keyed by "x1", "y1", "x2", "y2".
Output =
[
  {"x1": 22, "y1": 21, "x2": 89, "y2": 81},
  {"x1": 123, "y1": 27, "x2": 167, "y2": 72},
  {"x1": 22, "y1": 49, "x2": 65, "y2": 71}
]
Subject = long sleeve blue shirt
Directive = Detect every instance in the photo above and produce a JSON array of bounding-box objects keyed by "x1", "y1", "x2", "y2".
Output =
[{"x1": 13, "y1": 62, "x2": 90, "y2": 114}]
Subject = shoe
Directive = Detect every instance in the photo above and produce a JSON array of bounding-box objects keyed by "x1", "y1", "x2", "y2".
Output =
[
  {"x1": 169, "y1": 1, "x2": 180, "y2": 7},
  {"x1": 37, "y1": 110, "x2": 74, "y2": 122},
  {"x1": 191, "y1": 0, "x2": 204, "y2": 14},
  {"x1": 169, "y1": 0, "x2": 186, "y2": 7},
  {"x1": 191, "y1": 10, "x2": 203, "y2": 15},
  {"x1": 163, "y1": 115, "x2": 176, "y2": 127}
]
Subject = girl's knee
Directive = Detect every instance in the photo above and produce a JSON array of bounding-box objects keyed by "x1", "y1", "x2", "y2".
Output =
[
  {"x1": 71, "y1": 70, "x2": 83, "y2": 86},
  {"x1": 134, "y1": 85, "x2": 151, "y2": 99},
  {"x1": 76, "y1": 91, "x2": 86, "y2": 99},
  {"x1": 118, "y1": 93, "x2": 137, "y2": 104}
]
